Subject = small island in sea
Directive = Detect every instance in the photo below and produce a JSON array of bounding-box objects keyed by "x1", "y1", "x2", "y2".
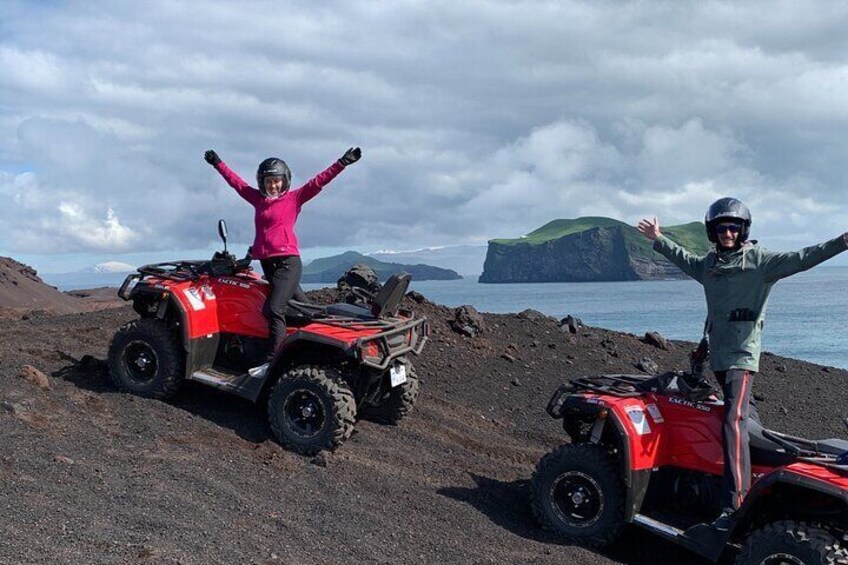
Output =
[
  {"x1": 301, "y1": 251, "x2": 462, "y2": 283},
  {"x1": 479, "y1": 216, "x2": 710, "y2": 283}
]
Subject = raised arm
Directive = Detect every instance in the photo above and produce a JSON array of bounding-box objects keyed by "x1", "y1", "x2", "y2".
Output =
[
  {"x1": 760, "y1": 233, "x2": 848, "y2": 282},
  {"x1": 637, "y1": 217, "x2": 706, "y2": 283},
  {"x1": 295, "y1": 147, "x2": 362, "y2": 205},
  {"x1": 204, "y1": 150, "x2": 261, "y2": 206}
]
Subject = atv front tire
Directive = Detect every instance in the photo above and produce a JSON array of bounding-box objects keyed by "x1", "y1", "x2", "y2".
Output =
[
  {"x1": 359, "y1": 362, "x2": 420, "y2": 425},
  {"x1": 736, "y1": 520, "x2": 848, "y2": 565},
  {"x1": 107, "y1": 319, "x2": 184, "y2": 399},
  {"x1": 267, "y1": 365, "x2": 356, "y2": 455},
  {"x1": 530, "y1": 443, "x2": 625, "y2": 548}
]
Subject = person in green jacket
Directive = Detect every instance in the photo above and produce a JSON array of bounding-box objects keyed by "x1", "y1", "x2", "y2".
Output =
[{"x1": 637, "y1": 197, "x2": 848, "y2": 529}]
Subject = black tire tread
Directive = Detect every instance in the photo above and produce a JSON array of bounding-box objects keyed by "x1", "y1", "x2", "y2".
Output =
[
  {"x1": 360, "y1": 364, "x2": 420, "y2": 425},
  {"x1": 267, "y1": 365, "x2": 356, "y2": 455},
  {"x1": 530, "y1": 443, "x2": 625, "y2": 548},
  {"x1": 735, "y1": 520, "x2": 848, "y2": 565},
  {"x1": 107, "y1": 318, "x2": 183, "y2": 399}
]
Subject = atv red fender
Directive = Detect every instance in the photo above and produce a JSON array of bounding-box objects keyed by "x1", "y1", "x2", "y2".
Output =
[
  {"x1": 540, "y1": 373, "x2": 848, "y2": 563},
  {"x1": 111, "y1": 231, "x2": 429, "y2": 456}
]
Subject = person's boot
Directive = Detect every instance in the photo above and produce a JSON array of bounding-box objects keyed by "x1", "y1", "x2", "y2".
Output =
[
  {"x1": 248, "y1": 341, "x2": 276, "y2": 378},
  {"x1": 711, "y1": 509, "x2": 735, "y2": 531},
  {"x1": 248, "y1": 363, "x2": 269, "y2": 378}
]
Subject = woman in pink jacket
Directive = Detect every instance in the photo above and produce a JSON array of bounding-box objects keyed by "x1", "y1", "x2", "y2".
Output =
[{"x1": 204, "y1": 147, "x2": 362, "y2": 355}]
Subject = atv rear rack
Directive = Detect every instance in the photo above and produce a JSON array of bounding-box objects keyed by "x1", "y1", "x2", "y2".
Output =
[
  {"x1": 568, "y1": 374, "x2": 653, "y2": 397},
  {"x1": 355, "y1": 316, "x2": 430, "y2": 370}
]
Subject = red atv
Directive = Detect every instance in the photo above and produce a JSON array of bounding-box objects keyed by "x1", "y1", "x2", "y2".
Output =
[
  {"x1": 531, "y1": 372, "x2": 848, "y2": 563},
  {"x1": 108, "y1": 221, "x2": 429, "y2": 455}
]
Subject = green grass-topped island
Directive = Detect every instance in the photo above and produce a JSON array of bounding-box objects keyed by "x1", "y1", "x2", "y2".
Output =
[{"x1": 479, "y1": 217, "x2": 710, "y2": 283}]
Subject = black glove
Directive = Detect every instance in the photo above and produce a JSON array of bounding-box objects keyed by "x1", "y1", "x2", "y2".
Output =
[
  {"x1": 204, "y1": 150, "x2": 221, "y2": 166},
  {"x1": 338, "y1": 147, "x2": 361, "y2": 167}
]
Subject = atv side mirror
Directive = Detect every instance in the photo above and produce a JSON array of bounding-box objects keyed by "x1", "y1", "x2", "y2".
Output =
[{"x1": 217, "y1": 219, "x2": 228, "y2": 253}]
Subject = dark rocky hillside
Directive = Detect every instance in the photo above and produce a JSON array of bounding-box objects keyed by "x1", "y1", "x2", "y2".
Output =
[
  {"x1": 1, "y1": 290, "x2": 845, "y2": 564},
  {"x1": 0, "y1": 256, "x2": 84, "y2": 317}
]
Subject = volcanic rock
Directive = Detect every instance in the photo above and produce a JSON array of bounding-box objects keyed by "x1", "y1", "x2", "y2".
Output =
[
  {"x1": 516, "y1": 309, "x2": 550, "y2": 321},
  {"x1": 643, "y1": 331, "x2": 672, "y2": 350},
  {"x1": 559, "y1": 315, "x2": 582, "y2": 334},
  {"x1": 450, "y1": 305, "x2": 486, "y2": 337},
  {"x1": 19, "y1": 365, "x2": 51, "y2": 391},
  {"x1": 636, "y1": 357, "x2": 659, "y2": 375},
  {"x1": 336, "y1": 264, "x2": 381, "y2": 304}
]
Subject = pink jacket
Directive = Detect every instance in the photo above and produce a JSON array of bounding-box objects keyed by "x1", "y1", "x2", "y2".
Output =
[{"x1": 214, "y1": 160, "x2": 346, "y2": 259}]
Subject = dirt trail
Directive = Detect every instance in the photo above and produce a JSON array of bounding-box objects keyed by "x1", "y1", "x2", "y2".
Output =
[{"x1": 1, "y1": 292, "x2": 846, "y2": 564}]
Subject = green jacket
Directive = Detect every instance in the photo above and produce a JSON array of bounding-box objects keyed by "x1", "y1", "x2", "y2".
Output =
[{"x1": 653, "y1": 234, "x2": 847, "y2": 372}]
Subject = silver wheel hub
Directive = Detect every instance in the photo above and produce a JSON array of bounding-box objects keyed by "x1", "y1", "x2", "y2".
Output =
[
  {"x1": 571, "y1": 490, "x2": 586, "y2": 505},
  {"x1": 135, "y1": 353, "x2": 152, "y2": 369}
]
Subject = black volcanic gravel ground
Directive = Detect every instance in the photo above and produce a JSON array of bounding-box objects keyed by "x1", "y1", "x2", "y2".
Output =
[{"x1": 1, "y1": 292, "x2": 846, "y2": 564}]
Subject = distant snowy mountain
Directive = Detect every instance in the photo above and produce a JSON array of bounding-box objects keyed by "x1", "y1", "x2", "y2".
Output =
[
  {"x1": 43, "y1": 261, "x2": 138, "y2": 291},
  {"x1": 367, "y1": 245, "x2": 487, "y2": 276},
  {"x1": 84, "y1": 261, "x2": 136, "y2": 274}
]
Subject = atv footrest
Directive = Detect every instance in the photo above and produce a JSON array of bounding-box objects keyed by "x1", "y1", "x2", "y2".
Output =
[
  {"x1": 189, "y1": 367, "x2": 263, "y2": 401},
  {"x1": 633, "y1": 514, "x2": 684, "y2": 537},
  {"x1": 633, "y1": 513, "x2": 729, "y2": 562}
]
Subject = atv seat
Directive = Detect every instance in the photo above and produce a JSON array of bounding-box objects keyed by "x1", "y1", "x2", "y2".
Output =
[
  {"x1": 749, "y1": 420, "x2": 796, "y2": 467},
  {"x1": 323, "y1": 272, "x2": 412, "y2": 320},
  {"x1": 370, "y1": 272, "x2": 410, "y2": 318},
  {"x1": 323, "y1": 302, "x2": 373, "y2": 320},
  {"x1": 749, "y1": 419, "x2": 848, "y2": 467}
]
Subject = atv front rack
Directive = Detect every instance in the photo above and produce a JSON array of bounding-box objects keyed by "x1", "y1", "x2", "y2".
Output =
[
  {"x1": 137, "y1": 261, "x2": 207, "y2": 281},
  {"x1": 117, "y1": 262, "x2": 207, "y2": 300}
]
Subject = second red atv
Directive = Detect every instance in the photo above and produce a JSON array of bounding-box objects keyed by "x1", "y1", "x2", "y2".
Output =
[
  {"x1": 108, "y1": 221, "x2": 429, "y2": 455},
  {"x1": 531, "y1": 372, "x2": 848, "y2": 563}
]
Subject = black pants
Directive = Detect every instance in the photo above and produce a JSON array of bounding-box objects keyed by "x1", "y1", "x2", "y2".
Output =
[
  {"x1": 260, "y1": 255, "x2": 303, "y2": 354},
  {"x1": 714, "y1": 369, "x2": 756, "y2": 512}
]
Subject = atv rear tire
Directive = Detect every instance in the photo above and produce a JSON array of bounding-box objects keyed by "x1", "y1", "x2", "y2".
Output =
[
  {"x1": 736, "y1": 520, "x2": 848, "y2": 565},
  {"x1": 267, "y1": 365, "x2": 356, "y2": 455},
  {"x1": 530, "y1": 443, "x2": 625, "y2": 548},
  {"x1": 107, "y1": 319, "x2": 184, "y2": 399},
  {"x1": 359, "y1": 362, "x2": 420, "y2": 425}
]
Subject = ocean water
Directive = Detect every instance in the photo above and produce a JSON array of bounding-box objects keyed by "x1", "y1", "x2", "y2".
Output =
[
  {"x1": 353, "y1": 267, "x2": 846, "y2": 370},
  {"x1": 48, "y1": 267, "x2": 848, "y2": 369}
]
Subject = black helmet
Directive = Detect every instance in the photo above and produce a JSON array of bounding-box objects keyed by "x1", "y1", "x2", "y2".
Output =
[
  {"x1": 256, "y1": 157, "x2": 291, "y2": 197},
  {"x1": 704, "y1": 197, "x2": 751, "y2": 244}
]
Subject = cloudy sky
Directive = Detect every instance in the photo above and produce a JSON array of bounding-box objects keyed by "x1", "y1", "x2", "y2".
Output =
[{"x1": 2, "y1": 0, "x2": 847, "y2": 273}]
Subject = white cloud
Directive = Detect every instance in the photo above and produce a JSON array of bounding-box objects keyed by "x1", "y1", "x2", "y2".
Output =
[
  {"x1": 56, "y1": 204, "x2": 137, "y2": 250},
  {"x1": 0, "y1": 1, "x2": 846, "y2": 267}
]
